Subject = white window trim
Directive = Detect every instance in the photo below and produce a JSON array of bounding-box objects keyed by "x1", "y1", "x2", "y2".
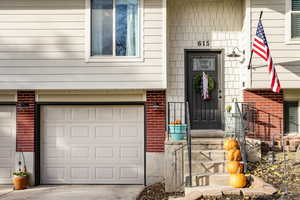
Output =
[
  {"x1": 285, "y1": 0, "x2": 300, "y2": 44},
  {"x1": 85, "y1": 0, "x2": 144, "y2": 63}
]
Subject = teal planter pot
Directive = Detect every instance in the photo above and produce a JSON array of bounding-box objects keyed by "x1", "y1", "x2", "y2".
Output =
[{"x1": 168, "y1": 124, "x2": 187, "y2": 141}]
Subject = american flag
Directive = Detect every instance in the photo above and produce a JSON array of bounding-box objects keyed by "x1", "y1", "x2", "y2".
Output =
[{"x1": 252, "y1": 19, "x2": 281, "y2": 93}]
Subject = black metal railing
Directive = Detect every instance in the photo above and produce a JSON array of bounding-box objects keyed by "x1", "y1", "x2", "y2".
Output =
[
  {"x1": 167, "y1": 102, "x2": 186, "y2": 140},
  {"x1": 169, "y1": 101, "x2": 255, "y2": 189},
  {"x1": 234, "y1": 102, "x2": 256, "y2": 173},
  {"x1": 185, "y1": 101, "x2": 192, "y2": 187}
]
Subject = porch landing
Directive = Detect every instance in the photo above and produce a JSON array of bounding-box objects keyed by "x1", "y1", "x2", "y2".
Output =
[
  {"x1": 191, "y1": 129, "x2": 224, "y2": 138},
  {"x1": 168, "y1": 175, "x2": 277, "y2": 200}
]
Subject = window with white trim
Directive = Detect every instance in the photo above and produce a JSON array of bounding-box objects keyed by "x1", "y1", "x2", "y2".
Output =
[{"x1": 91, "y1": 0, "x2": 140, "y2": 57}]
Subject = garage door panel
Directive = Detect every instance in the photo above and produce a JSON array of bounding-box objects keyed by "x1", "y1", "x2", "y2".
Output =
[
  {"x1": 0, "y1": 147, "x2": 14, "y2": 159},
  {"x1": 0, "y1": 106, "x2": 16, "y2": 184},
  {"x1": 44, "y1": 107, "x2": 67, "y2": 121},
  {"x1": 70, "y1": 146, "x2": 91, "y2": 161},
  {"x1": 71, "y1": 108, "x2": 91, "y2": 121},
  {"x1": 43, "y1": 167, "x2": 65, "y2": 181},
  {"x1": 120, "y1": 145, "x2": 142, "y2": 162},
  {"x1": 95, "y1": 108, "x2": 114, "y2": 121},
  {"x1": 41, "y1": 105, "x2": 144, "y2": 184},
  {"x1": 95, "y1": 125, "x2": 114, "y2": 138},
  {"x1": 0, "y1": 126, "x2": 14, "y2": 139},
  {"x1": 95, "y1": 146, "x2": 114, "y2": 161},
  {"x1": 0, "y1": 167, "x2": 13, "y2": 179},
  {"x1": 70, "y1": 167, "x2": 90, "y2": 180},
  {"x1": 70, "y1": 126, "x2": 90, "y2": 138},
  {"x1": 95, "y1": 167, "x2": 115, "y2": 180},
  {"x1": 44, "y1": 147, "x2": 65, "y2": 160}
]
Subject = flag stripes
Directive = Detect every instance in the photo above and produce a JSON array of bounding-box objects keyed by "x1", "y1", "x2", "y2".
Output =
[{"x1": 252, "y1": 19, "x2": 281, "y2": 93}]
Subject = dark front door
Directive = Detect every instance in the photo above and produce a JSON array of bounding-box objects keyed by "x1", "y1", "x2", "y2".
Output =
[{"x1": 185, "y1": 50, "x2": 223, "y2": 129}]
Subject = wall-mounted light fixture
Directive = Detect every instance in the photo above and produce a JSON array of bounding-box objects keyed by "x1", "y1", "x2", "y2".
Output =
[
  {"x1": 227, "y1": 47, "x2": 245, "y2": 58},
  {"x1": 152, "y1": 102, "x2": 160, "y2": 110},
  {"x1": 227, "y1": 47, "x2": 246, "y2": 64},
  {"x1": 17, "y1": 103, "x2": 30, "y2": 108}
]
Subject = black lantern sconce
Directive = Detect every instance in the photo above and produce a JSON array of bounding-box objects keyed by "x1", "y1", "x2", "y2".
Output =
[{"x1": 152, "y1": 102, "x2": 160, "y2": 110}]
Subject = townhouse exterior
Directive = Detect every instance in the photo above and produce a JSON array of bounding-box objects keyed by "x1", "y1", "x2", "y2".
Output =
[{"x1": 0, "y1": 0, "x2": 299, "y2": 187}]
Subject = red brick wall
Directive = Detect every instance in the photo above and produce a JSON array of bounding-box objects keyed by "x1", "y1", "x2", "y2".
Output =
[
  {"x1": 243, "y1": 90, "x2": 283, "y2": 141},
  {"x1": 16, "y1": 91, "x2": 35, "y2": 152},
  {"x1": 146, "y1": 90, "x2": 166, "y2": 152}
]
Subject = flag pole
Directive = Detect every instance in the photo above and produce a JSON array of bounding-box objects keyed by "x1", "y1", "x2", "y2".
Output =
[{"x1": 247, "y1": 11, "x2": 263, "y2": 69}]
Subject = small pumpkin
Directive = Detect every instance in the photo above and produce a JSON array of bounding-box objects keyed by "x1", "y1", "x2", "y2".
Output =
[
  {"x1": 223, "y1": 138, "x2": 239, "y2": 151},
  {"x1": 174, "y1": 120, "x2": 182, "y2": 124},
  {"x1": 226, "y1": 161, "x2": 243, "y2": 174},
  {"x1": 227, "y1": 148, "x2": 242, "y2": 161},
  {"x1": 229, "y1": 173, "x2": 247, "y2": 188}
]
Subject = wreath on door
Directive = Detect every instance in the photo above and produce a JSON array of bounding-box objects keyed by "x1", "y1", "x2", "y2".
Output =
[{"x1": 193, "y1": 73, "x2": 215, "y2": 99}]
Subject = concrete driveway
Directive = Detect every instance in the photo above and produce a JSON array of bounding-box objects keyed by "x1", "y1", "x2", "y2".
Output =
[{"x1": 0, "y1": 185, "x2": 144, "y2": 200}]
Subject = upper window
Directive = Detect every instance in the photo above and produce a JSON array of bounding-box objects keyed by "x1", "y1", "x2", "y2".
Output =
[
  {"x1": 91, "y1": 0, "x2": 140, "y2": 57},
  {"x1": 292, "y1": 0, "x2": 300, "y2": 38}
]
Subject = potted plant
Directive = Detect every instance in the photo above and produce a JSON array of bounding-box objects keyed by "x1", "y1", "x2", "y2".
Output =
[
  {"x1": 168, "y1": 120, "x2": 187, "y2": 141},
  {"x1": 12, "y1": 171, "x2": 29, "y2": 190}
]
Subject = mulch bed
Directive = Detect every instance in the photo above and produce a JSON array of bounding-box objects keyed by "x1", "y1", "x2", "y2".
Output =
[
  {"x1": 137, "y1": 154, "x2": 300, "y2": 200},
  {"x1": 136, "y1": 182, "x2": 170, "y2": 200}
]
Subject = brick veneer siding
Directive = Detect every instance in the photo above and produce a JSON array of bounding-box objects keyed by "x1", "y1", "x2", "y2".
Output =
[
  {"x1": 16, "y1": 91, "x2": 36, "y2": 152},
  {"x1": 243, "y1": 90, "x2": 283, "y2": 141},
  {"x1": 146, "y1": 91, "x2": 166, "y2": 152}
]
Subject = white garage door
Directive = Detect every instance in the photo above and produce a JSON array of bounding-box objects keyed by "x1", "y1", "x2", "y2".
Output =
[
  {"x1": 41, "y1": 105, "x2": 144, "y2": 184},
  {"x1": 0, "y1": 106, "x2": 16, "y2": 184}
]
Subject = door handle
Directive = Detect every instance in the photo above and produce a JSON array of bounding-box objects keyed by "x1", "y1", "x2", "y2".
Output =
[
  {"x1": 218, "y1": 90, "x2": 222, "y2": 93},
  {"x1": 219, "y1": 96, "x2": 222, "y2": 99}
]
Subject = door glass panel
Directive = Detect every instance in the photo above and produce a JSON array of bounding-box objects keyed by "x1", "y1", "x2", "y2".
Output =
[{"x1": 192, "y1": 57, "x2": 215, "y2": 71}]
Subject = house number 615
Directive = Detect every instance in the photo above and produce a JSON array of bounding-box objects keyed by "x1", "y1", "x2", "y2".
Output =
[{"x1": 198, "y1": 40, "x2": 210, "y2": 47}]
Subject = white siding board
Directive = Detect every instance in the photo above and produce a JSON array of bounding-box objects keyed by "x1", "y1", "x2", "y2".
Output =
[
  {"x1": 0, "y1": 10, "x2": 84, "y2": 15},
  {"x1": 0, "y1": 15, "x2": 84, "y2": 22},
  {"x1": 0, "y1": 67, "x2": 163, "y2": 74},
  {"x1": 0, "y1": 37, "x2": 84, "y2": 45},
  {"x1": 0, "y1": 22, "x2": 84, "y2": 30},
  {"x1": 0, "y1": 59, "x2": 163, "y2": 67},
  {"x1": 0, "y1": 45, "x2": 84, "y2": 52},
  {"x1": 0, "y1": 82, "x2": 163, "y2": 90},
  {"x1": 0, "y1": 0, "x2": 165, "y2": 90},
  {"x1": 0, "y1": 30, "x2": 84, "y2": 37},
  {"x1": 0, "y1": 74, "x2": 162, "y2": 82}
]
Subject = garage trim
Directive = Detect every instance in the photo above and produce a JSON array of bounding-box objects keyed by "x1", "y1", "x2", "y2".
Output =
[
  {"x1": 35, "y1": 102, "x2": 146, "y2": 186},
  {"x1": 0, "y1": 102, "x2": 16, "y2": 185}
]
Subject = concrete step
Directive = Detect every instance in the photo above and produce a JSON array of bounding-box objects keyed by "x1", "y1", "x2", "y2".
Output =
[
  {"x1": 191, "y1": 129, "x2": 225, "y2": 138},
  {"x1": 188, "y1": 139, "x2": 224, "y2": 150},
  {"x1": 209, "y1": 173, "x2": 230, "y2": 186},
  {"x1": 185, "y1": 173, "x2": 229, "y2": 187},
  {"x1": 184, "y1": 161, "x2": 226, "y2": 174},
  {"x1": 184, "y1": 150, "x2": 226, "y2": 162},
  {"x1": 184, "y1": 185, "x2": 233, "y2": 198}
]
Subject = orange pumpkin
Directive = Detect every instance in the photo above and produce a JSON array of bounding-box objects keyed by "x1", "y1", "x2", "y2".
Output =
[
  {"x1": 226, "y1": 161, "x2": 243, "y2": 174},
  {"x1": 226, "y1": 148, "x2": 242, "y2": 161},
  {"x1": 229, "y1": 173, "x2": 247, "y2": 188},
  {"x1": 223, "y1": 138, "x2": 239, "y2": 151},
  {"x1": 175, "y1": 120, "x2": 182, "y2": 124}
]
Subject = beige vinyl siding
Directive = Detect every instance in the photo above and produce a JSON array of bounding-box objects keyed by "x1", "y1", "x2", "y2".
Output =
[
  {"x1": 0, "y1": 0, "x2": 165, "y2": 90},
  {"x1": 250, "y1": 0, "x2": 300, "y2": 89}
]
